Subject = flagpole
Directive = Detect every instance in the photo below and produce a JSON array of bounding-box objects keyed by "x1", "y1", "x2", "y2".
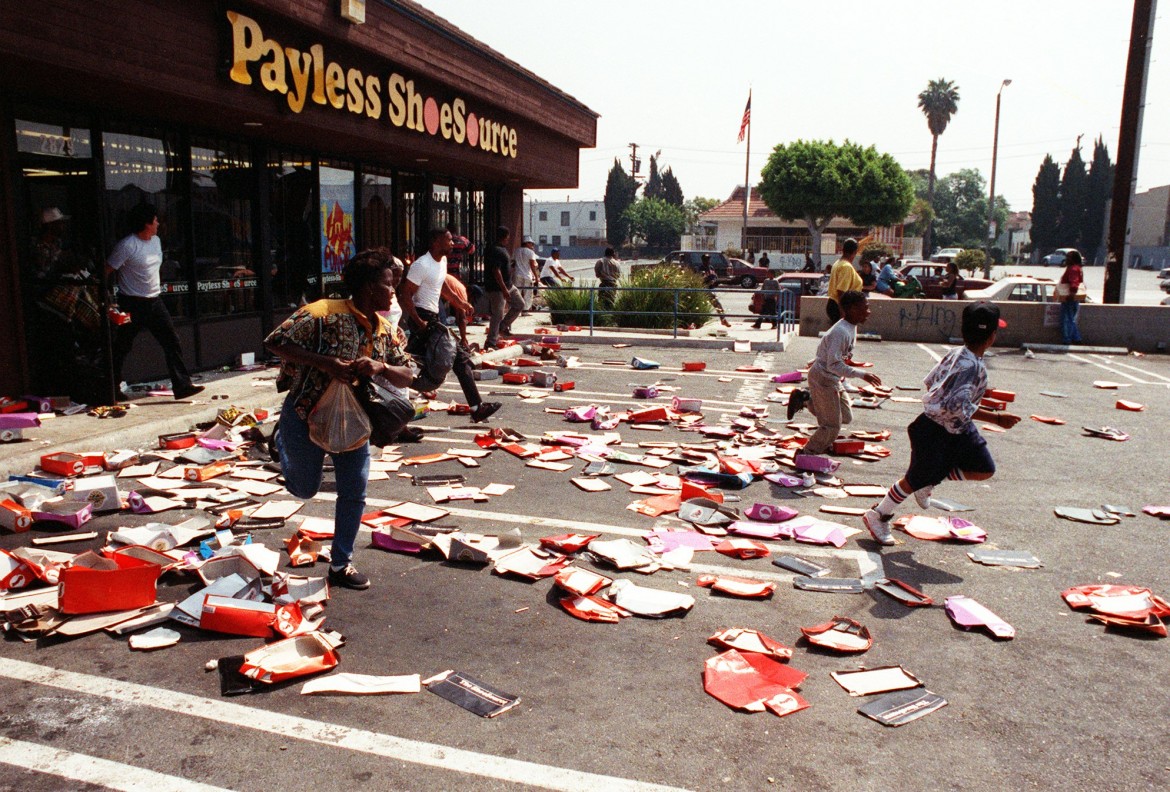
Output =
[{"x1": 742, "y1": 89, "x2": 751, "y2": 256}]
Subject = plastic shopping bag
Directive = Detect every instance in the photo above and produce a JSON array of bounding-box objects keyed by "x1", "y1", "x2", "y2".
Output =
[{"x1": 308, "y1": 380, "x2": 371, "y2": 453}]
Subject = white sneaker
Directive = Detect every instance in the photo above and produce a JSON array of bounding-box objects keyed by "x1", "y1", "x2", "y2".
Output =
[
  {"x1": 914, "y1": 486, "x2": 935, "y2": 510},
  {"x1": 863, "y1": 509, "x2": 896, "y2": 546}
]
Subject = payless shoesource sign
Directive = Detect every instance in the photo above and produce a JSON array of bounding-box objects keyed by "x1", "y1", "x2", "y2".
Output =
[{"x1": 224, "y1": 10, "x2": 518, "y2": 159}]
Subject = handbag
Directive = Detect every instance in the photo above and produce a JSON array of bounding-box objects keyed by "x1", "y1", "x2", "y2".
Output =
[{"x1": 356, "y1": 375, "x2": 415, "y2": 447}]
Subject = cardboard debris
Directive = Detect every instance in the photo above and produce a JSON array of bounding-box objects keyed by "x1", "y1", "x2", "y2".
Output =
[
  {"x1": 539, "y1": 534, "x2": 599, "y2": 553},
  {"x1": 424, "y1": 670, "x2": 520, "y2": 717},
  {"x1": 832, "y1": 666, "x2": 923, "y2": 697},
  {"x1": 605, "y1": 579, "x2": 694, "y2": 618},
  {"x1": 1054, "y1": 506, "x2": 1120, "y2": 525},
  {"x1": 944, "y1": 595, "x2": 1015, "y2": 639},
  {"x1": 493, "y1": 546, "x2": 571, "y2": 580},
  {"x1": 858, "y1": 688, "x2": 947, "y2": 727},
  {"x1": 703, "y1": 649, "x2": 809, "y2": 717},
  {"x1": 899, "y1": 515, "x2": 986, "y2": 543},
  {"x1": 696, "y1": 574, "x2": 776, "y2": 599},
  {"x1": 793, "y1": 576, "x2": 864, "y2": 594},
  {"x1": 128, "y1": 626, "x2": 181, "y2": 651},
  {"x1": 553, "y1": 566, "x2": 612, "y2": 597},
  {"x1": 58, "y1": 551, "x2": 162, "y2": 614},
  {"x1": 1029, "y1": 415, "x2": 1066, "y2": 425},
  {"x1": 707, "y1": 628, "x2": 793, "y2": 661},
  {"x1": 772, "y1": 554, "x2": 830, "y2": 578},
  {"x1": 801, "y1": 616, "x2": 873, "y2": 653},
  {"x1": 238, "y1": 631, "x2": 340, "y2": 684},
  {"x1": 1061, "y1": 584, "x2": 1169, "y2": 637},
  {"x1": 1081, "y1": 426, "x2": 1129, "y2": 441},
  {"x1": 714, "y1": 538, "x2": 770, "y2": 560},
  {"x1": 967, "y1": 549, "x2": 1043, "y2": 568},
  {"x1": 560, "y1": 594, "x2": 628, "y2": 622},
  {"x1": 873, "y1": 578, "x2": 933, "y2": 607},
  {"x1": 301, "y1": 673, "x2": 421, "y2": 695},
  {"x1": 588, "y1": 538, "x2": 659, "y2": 570}
]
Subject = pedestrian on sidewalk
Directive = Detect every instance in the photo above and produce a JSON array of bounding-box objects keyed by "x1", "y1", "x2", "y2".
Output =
[
  {"x1": 513, "y1": 235, "x2": 540, "y2": 313},
  {"x1": 401, "y1": 228, "x2": 501, "y2": 423},
  {"x1": 862, "y1": 301, "x2": 1021, "y2": 545},
  {"x1": 594, "y1": 247, "x2": 621, "y2": 310},
  {"x1": 826, "y1": 238, "x2": 862, "y2": 323},
  {"x1": 1058, "y1": 249, "x2": 1084, "y2": 344},
  {"x1": 106, "y1": 203, "x2": 203, "y2": 402},
  {"x1": 788, "y1": 290, "x2": 881, "y2": 452},
  {"x1": 264, "y1": 248, "x2": 416, "y2": 590},
  {"x1": 484, "y1": 226, "x2": 523, "y2": 347}
]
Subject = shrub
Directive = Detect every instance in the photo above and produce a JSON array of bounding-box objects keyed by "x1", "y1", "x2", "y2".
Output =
[
  {"x1": 611, "y1": 265, "x2": 712, "y2": 329},
  {"x1": 954, "y1": 248, "x2": 987, "y2": 275},
  {"x1": 542, "y1": 281, "x2": 610, "y2": 326}
]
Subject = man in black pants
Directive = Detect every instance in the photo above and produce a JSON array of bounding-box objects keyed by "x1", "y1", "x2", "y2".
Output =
[
  {"x1": 106, "y1": 203, "x2": 203, "y2": 402},
  {"x1": 401, "y1": 228, "x2": 500, "y2": 423}
]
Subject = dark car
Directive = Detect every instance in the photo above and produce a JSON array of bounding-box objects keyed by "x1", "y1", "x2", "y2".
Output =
[
  {"x1": 725, "y1": 258, "x2": 771, "y2": 288},
  {"x1": 898, "y1": 263, "x2": 992, "y2": 299}
]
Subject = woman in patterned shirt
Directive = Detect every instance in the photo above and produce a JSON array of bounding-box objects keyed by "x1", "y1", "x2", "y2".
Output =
[{"x1": 265, "y1": 249, "x2": 415, "y2": 590}]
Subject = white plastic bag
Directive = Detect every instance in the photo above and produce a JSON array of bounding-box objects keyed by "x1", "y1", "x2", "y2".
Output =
[{"x1": 308, "y1": 380, "x2": 371, "y2": 453}]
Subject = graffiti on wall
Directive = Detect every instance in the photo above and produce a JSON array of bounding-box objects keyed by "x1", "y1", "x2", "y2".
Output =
[{"x1": 898, "y1": 301, "x2": 958, "y2": 339}]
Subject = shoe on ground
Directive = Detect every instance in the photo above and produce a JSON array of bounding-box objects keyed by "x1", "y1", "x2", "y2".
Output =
[
  {"x1": 471, "y1": 401, "x2": 502, "y2": 423},
  {"x1": 913, "y1": 486, "x2": 935, "y2": 510},
  {"x1": 786, "y1": 389, "x2": 809, "y2": 422},
  {"x1": 173, "y1": 384, "x2": 205, "y2": 400},
  {"x1": 862, "y1": 508, "x2": 896, "y2": 546},
  {"x1": 328, "y1": 564, "x2": 370, "y2": 590}
]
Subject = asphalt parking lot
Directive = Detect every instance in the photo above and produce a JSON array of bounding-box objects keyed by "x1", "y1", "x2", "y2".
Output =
[{"x1": 1, "y1": 335, "x2": 1168, "y2": 791}]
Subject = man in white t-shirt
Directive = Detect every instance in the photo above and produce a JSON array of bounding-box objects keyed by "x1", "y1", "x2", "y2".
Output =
[
  {"x1": 401, "y1": 228, "x2": 500, "y2": 423},
  {"x1": 539, "y1": 247, "x2": 574, "y2": 288},
  {"x1": 105, "y1": 203, "x2": 202, "y2": 402},
  {"x1": 512, "y1": 236, "x2": 540, "y2": 312}
]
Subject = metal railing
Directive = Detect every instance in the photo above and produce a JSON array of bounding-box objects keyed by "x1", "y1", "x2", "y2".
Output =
[{"x1": 525, "y1": 284, "x2": 796, "y2": 341}]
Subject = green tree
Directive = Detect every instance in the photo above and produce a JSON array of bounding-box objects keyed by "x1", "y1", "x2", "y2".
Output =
[
  {"x1": 1056, "y1": 145, "x2": 1088, "y2": 250},
  {"x1": 1082, "y1": 136, "x2": 1114, "y2": 261},
  {"x1": 932, "y1": 168, "x2": 1007, "y2": 249},
  {"x1": 603, "y1": 159, "x2": 638, "y2": 248},
  {"x1": 661, "y1": 167, "x2": 684, "y2": 207},
  {"x1": 683, "y1": 196, "x2": 719, "y2": 233},
  {"x1": 1030, "y1": 154, "x2": 1061, "y2": 258},
  {"x1": 758, "y1": 139, "x2": 914, "y2": 266},
  {"x1": 623, "y1": 197, "x2": 686, "y2": 253},
  {"x1": 954, "y1": 248, "x2": 987, "y2": 276},
  {"x1": 644, "y1": 153, "x2": 663, "y2": 201},
  {"x1": 918, "y1": 78, "x2": 961, "y2": 255}
]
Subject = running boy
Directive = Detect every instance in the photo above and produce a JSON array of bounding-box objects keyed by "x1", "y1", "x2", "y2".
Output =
[
  {"x1": 862, "y1": 301, "x2": 1021, "y2": 545},
  {"x1": 788, "y1": 290, "x2": 881, "y2": 451}
]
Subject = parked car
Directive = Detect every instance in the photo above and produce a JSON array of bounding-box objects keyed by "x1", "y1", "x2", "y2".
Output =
[
  {"x1": 898, "y1": 263, "x2": 992, "y2": 299},
  {"x1": 638, "y1": 251, "x2": 768, "y2": 288},
  {"x1": 725, "y1": 258, "x2": 771, "y2": 288},
  {"x1": 1041, "y1": 248, "x2": 1078, "y2": 266},
  {"x1": 964, "y1": 276, "x2": 1066, "y2": 303},
  {"x1": 930, "y1": 248, "x2": 965, "y2": 264}
]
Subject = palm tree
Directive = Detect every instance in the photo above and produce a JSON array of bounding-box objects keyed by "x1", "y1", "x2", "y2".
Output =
[{"x1": 918, "y1": 78, "x2": 960, "y2": 255}]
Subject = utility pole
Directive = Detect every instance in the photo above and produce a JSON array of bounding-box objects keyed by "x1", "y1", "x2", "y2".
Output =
[
  {"x1": 1104, "y1": 0, "x2": 1156, "y2": 304},
  {"x1": 628, "y1": 142, "x2": 641, "y2": 181},
  {"x1": 985, "y1": 79, "x2": 1011, "y2": 278}
]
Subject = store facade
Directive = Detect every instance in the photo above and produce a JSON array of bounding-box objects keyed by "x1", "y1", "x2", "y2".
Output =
[{"x1": 0, "y1": 0, "x2": 597, "y2": 403}]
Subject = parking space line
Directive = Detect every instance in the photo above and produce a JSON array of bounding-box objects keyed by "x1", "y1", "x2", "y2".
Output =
[
  {"x1": 1067, "y1": 353, "x2": 1149, "y2": 384},
  {"x1": 1088, "y1": 354, "x2": 1170, "y2": 384},
  {"x1": 0, "y1": 735, "x2": 233, "y2": 792},
  {"x1": 916, "y1": 344, "x2": 943, "y2": 362},
  {"x1": 0, "y1": 660, "x2": 690, "y2": 792}
]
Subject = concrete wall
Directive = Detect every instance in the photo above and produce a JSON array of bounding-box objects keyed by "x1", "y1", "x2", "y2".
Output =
[{"x1": 799, "y1": 296, "x2": 1170, "y2": 352}]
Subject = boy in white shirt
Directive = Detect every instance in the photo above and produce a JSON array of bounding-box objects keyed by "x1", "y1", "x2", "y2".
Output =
[
  {"x1": 862, "y1": 301, "x2": 1021, "y2": 545},
  {"x1": 789, "y1": 290, "x2": 881, "y2": 453}
]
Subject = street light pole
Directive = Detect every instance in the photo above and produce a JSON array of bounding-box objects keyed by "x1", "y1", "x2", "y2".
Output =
[{"x1": 986, "y1": 78, "x2": 1011, "y2": 277}]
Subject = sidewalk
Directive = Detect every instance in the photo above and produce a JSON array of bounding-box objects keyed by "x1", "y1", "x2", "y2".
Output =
[{"x1": 1, "y1": 314, "x2": 795, "y2": 479}]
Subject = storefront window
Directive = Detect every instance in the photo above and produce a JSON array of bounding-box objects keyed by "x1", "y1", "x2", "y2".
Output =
[
  {"x1": 103, "y1": 130, "x2": 190, "y2": 319},
  {"x1": 431, "y1": 182, "x2": 451, "y2": 232},
  {"x1": 360, "y1": 171, "x2": 393, "y2": 251},
  {"x1": 397, "y1": 174, "x2": 425, "y2": 260},
  {"x1": 268, "y1": 154, "x2": 317, "y2": 309},
  {"x1": 191, "y1": 138, "x2": 255, "y2": 317},
  {"x1": 320, "y1": 162, "x2": 355, "y2": 298}
]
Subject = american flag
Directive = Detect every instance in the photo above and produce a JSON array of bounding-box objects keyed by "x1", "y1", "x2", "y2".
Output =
[{"x1": 737, "y1": 92, "x2": 751, "y2": 143}]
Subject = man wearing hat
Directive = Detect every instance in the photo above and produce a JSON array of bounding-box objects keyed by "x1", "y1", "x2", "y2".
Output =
[
  {"x1": 862, "y1": 301, "x2": 1021, "y2": 545},
  {"x1": 513, "y1": 235, "x2": 540, "y2": 313},
  {"x1": 34, "y1": 207, "x2": 70, "y2": 278},
  {"x1": 539, "y1": 247, "x2": 574, "y2": 288}
]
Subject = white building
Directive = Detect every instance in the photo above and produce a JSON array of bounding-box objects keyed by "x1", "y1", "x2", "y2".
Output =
[{"x1": 522, "y1": 200, "x2": 606, "y2": 255}]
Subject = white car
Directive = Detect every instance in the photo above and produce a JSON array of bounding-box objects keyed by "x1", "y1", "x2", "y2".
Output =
[
  {"x1": 930, "y1": 248, "x2": 964, "y2": 264},
  {"x1": 964, "y1": 276, "x2": 1063, "y2": 303},
  {"x1": 1042, "y1": 248, "x2": 1078, "y2": 266}
]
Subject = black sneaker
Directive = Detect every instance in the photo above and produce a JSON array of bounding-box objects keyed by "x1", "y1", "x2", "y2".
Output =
[
  {"x1": 328, "y1": 564, "x2": 371, "y2": 590},
  {"x1": 173, "y1": 384, "x2": 205, "y2": 400},
  {"x1": 786, "y1": 389, "x2": 808, "y2": 421},
  {"x1": 471, "y1": 402, "x2": 502, "y2": 423}
]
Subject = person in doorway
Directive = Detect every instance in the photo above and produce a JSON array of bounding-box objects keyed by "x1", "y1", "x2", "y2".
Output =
[
  {"x1": 787, "y1": 290, "x2": 882, "y2": 451},
  {"x1": 401, "y1": 228, "x2": 501, "y2": 423},
  {"x1": 826, "y1": 238, "x2": 862, "y2": 323},
  {"x1": 1059, "y1": 249, "x2": 1084, "y2": 344},
  {"x1": 513, "y1": 235, "x2": 540, "y2": 312},
  {"x1": 539, "y1": 247, "x2": 574, "y2": 288},
  {"x1": 751, "y1": 270, "x2": 782, "y2": 329},
  {"x1": 265, "y1": 248, "x2": 416, "y2": 589},
  {"x1": 594, "y1": 247, "x2": 621, "y2": 310},
  {"x1": 106, "y1": 203, "x2": 203, "y2": 402},
  {"x1": 861, "y1": 301, "x2": 1020, "y2": 546},
  {"x1": 484, "y1": 225, "x2": 523, "y2": 347}
]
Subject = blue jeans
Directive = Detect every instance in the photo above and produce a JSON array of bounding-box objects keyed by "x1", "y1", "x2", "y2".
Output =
[
  {"x1": 1061, "y1": 300, "x2": 1082, "y2": 344},
  {"x1": 276, "y1": 396, "x2": 370, "y2": 568}
]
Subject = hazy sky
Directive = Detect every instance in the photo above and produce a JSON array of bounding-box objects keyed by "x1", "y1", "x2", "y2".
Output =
[{"x1": 419, "y1": 0, "x2": 1168, "y2": 214}]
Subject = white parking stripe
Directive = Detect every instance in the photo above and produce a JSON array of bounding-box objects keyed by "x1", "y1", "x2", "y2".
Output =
[
  {"x1": 1067, "y1": 353, "x2": 1149, "y2": 384},
  {"x1": 916, "y1": 343, "x2": 943, "y2": 362},
  {"x1": 0, "y1": 735, "x2": 233, "y2": 792},
  {"x1": 1089, "y1": 354, "x2": 1170, "y2": 384},
  {"x1": 0, "y1": 660, "x2": 690, "y2": 792}
]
